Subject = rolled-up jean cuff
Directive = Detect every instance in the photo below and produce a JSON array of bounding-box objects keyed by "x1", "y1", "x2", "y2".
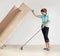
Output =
[{"x1": 45, "y1": 40, "x2": 49, "y2": 43}]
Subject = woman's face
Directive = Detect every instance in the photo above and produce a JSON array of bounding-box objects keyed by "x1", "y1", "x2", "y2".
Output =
[{"x1": 41, "y1": 12, "x2": 47, "y2": 16}]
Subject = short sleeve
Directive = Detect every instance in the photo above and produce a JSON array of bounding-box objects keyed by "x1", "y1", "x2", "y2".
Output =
[
  {"x1": 38, "y1": 15, "x2": 42, "y2": 18},
  {"x1": 47, "y1": 15, "x2": 50, "y2": 21}
]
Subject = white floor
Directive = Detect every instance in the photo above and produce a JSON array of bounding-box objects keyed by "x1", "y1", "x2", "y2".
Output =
[{"x1": 0, "y1": 45, "x2": 60, "y2": 56}]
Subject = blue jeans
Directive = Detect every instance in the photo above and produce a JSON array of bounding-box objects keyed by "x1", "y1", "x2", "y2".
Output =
[{"x1": 42, "y1": 26, "x2": 49, "y2": 43}]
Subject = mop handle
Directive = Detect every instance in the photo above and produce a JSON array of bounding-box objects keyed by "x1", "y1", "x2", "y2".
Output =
[{"x1": 22, "y1": 29, "x2": 41, "y2": 47}]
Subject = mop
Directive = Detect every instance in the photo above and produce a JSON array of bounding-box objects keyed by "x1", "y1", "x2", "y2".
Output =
[{"x1": 20, "y1": 28, "x2": 41, "y2": 50}]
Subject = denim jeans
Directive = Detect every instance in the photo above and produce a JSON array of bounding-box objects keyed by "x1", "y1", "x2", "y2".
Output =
[{"x1": 42, "y1": 26, "x2": 49, "y2": 43}]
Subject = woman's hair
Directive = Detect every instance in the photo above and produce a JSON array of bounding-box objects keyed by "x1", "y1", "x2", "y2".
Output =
[{"x1": 41, "y1": 8, "x2": 47, "y2": 13}]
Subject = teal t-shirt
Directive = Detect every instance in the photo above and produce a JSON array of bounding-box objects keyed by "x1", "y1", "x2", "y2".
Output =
[{"x1": 39, "y1": 15, "x2": 49, "y2": 27}]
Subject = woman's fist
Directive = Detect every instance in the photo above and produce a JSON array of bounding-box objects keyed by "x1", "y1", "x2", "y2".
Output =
[
  {"x1": 41, "y1": 24, "x2": 45, "y2": 28},
  {"x1": 32, "y1": 10, "x2": 34, "y2": 12}
]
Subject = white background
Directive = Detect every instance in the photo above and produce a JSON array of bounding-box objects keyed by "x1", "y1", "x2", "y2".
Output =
[{"x1": 0, "y1": 0, "x2": 60, "y2": 45}]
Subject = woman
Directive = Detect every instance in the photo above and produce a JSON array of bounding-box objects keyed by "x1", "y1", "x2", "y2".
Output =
[{"x1": 32, "y1": 8, "x2": 50, "y2": 51}]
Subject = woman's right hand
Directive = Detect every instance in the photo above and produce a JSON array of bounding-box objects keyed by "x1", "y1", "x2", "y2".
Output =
[
  {"x1": 32, "y1": 10, "x2": 34, "y2": 12},
  {"x1": 31, "y1": 10, "x2": 39, "y2": 18}
]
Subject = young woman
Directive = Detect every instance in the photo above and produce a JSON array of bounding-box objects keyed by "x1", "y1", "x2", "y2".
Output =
[{"x1": 32, "y1": 8, "x2": 50, "y2": 51}]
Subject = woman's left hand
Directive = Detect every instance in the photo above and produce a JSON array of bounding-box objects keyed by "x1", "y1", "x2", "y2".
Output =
[{"x1": 41, "y1": 24, "x2": 45, "y2": 28}]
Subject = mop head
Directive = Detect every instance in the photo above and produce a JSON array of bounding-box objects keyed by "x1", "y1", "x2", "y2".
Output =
[{"x1": 21, "y1": 47, "x2": 23, "y2": 50}]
